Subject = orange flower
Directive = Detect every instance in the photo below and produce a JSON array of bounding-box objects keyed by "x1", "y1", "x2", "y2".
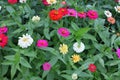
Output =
[{"x1": 107, "y1": 17, "x2": 116, "y2": 24}]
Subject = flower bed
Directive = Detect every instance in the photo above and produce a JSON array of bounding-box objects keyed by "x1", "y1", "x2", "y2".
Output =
[{"x1": 0, "y1": 0, "x2": 120, "y2": 80}]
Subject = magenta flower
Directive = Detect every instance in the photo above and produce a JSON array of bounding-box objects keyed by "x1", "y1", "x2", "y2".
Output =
[
  {"x1": 43, "y1": 62, "x2": 51, "y2": 71},
  {"x1": 87, "y1": 10, "x2": 98, "y2": 20},
  {"x1": 67, "y1": 9, "x2": 77, "y2": 17},
  {"x1": 116, "y1": 48, "x2": 120, "y2": 58},
  {"x1": 42, "y1": 0, "x2": 50, "y2": 6},
  {"x1": 37, "y1": 39, "x2": 48, "y2": 48},
  {"x1": 78, "y1": 12, "x2": 86, "y2": 18},
  {"x1": 58, "y1": 27, "x2": 70, "y2": 38},
  {"x1": 0, "y1": 26, "x2": 8, "y2": 34}
]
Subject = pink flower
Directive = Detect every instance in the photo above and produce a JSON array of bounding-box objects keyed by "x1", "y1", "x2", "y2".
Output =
[
  {"x1": 115, "y1": 0, "x2": 120, "y2": 2},
  {"x1": 61, "y1": 1, "x2": 66, "y2": 5},
  {"x1": 37, "y1": 39, "x2": 48, "y2": 48},
  {"x1": 78, "y1": 12, "x2": 86, "y2": 18},
  {"x1": 0, "y1": 26, "x2": 8, "y2": 34},
  {"x1": 58, "y1": 27, "x2": 70, "y2": 38},
  {"x1": 43, "y1": 62, "x2": 51, "y2": 71},
  {"x1": 42, "y1": 0, "x2": 50, "y2": 6},
  {"x1": 116, "y1": 48, "x2": 120, "y2": 58},
  {"x1": 67, "y1": 9, "x2": 77, "y2": 17},
  {"x1": 87, "y1": 10, "x2": 98, "y2": 20}
]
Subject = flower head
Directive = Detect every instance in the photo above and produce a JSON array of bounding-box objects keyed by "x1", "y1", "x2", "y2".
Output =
[
  {"x1": 67, "y1": 9, "x2": 77, "y2": 17},
  {"x1": 59, "y1": 43, "x2": 68, "y2": 54},
  {"x1": 72, "y1": 73, "x2": 78, "y2": 80},
  {"x1": 114, "y1": 6, "x2": 120, "y2": 13},
  {"x1": 87, "y1": 10, "x2": 98, "y2": 20},
  {"x1": 8, "y1": 0, "x2": 17, "y2": 4},
  {"x1": 42, "y1": 0, "x2": 50, "y2": 6},
  {"x1": 116, "y1": 48, "x2": 120, "y2": 58},
  {"x1": 61, "y1": 1, "x2": 66, "y2": 5},
  {"x1": 32, "y1": 16, "x2": 40, "y2": 22},
  {"x1": 72, "y1": 54, "x2": 82, "y2": 63},
  {"x1": 0, "y1": 34, "x2": 8, "y2": 48},
  {"x1": 78, "y1": 12, "x2": 86, "y2": 18},
  {"x1": 104, "y1": 10, "x2": 112, "y2": 17},
  {"x1": 0, "y1": 26, "x2": 8, "y2": 34},
  {"x1": 19, "y1": 0, "x2": 26, "y2": 3},
  {"x1": 43, "y1": 62, "x2": 51, "y2": 71},
  {"x1": 88, "y1": 64, "x2": 96, "y2": 72},
  {"x1": 58, "y1": 8, "x2": 68, "y2": 16},
  {"x1": 58, "y1": 27, "x2": 70, "y2": 38},
  {"x1": 18, "y1": 34, "x2": 33, "y2": 48},
  {"x1": 37, "y1": 39, "x2": 48, "y2": 48},
  {"x1": 107, "y1": 17, "x2": 116, "y2": 24},
  {"x1": 49, "y1": 9, "x2": 63, "y2": 21},
  {"x1": 47, "y1": 0, "x2": 57, "y2": 4},
  {"x1": 73, "y1": 42, "x2": 85, "y2": 53}
]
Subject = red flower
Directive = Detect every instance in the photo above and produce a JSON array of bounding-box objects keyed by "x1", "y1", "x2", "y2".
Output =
[
  {"x1": 8, "y1": 0, "x2": 18, "y2": 4},
  {"x1": 0, "y1": 34, "x2": 8, "y2": 48},
  {"x1": 49, "y1": 9, "x2": 63, "y2": 21},
  {"x1": 88, "y1": 64, "x2": 96, "y2": 72},
  {"x1": 58, "y1": 8, "x2": 68, "y2": 16}
]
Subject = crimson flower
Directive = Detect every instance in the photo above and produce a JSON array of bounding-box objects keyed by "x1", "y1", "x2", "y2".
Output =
[
  {"x1": 88, "y1": 64, "x2": 96, "y2": 72},
  {"x1": 0, "y1": 34, "x2": 8, "y2": 48}
]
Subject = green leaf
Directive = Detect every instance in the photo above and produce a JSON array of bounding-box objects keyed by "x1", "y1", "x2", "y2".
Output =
[
  {"x1": 61, "y1": 74, "x2": 72, "y2": 80},
  {"x1": 11, "y1": 65, "x2": 17, "y2": 79},
  {"x1": 71, "y1": 22, "x2": 79, "y2": 31},
  {"x1": 20, "y1": 57, "x2": 32, "y2": 68},
  {"x1": 106, "y1": 60, "x2": 120, "y2": 66},
  {"x1": 6, "y1": 6, "x2": 15, "y2": 13},
  {"x1": 99, "y1": 58, "x2": 105, "y2": 68},
  {"x1": 44, "y1": 27, "x2": 50, "y2": 40}
]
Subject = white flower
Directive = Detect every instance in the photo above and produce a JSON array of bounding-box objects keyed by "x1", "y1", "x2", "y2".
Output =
[
  {"x1": 104, "y1": 10, "x2": 112, "y2": 17},
  {"x1": 73, "y1": 42, "x2": 85, "y2": 53},
  {"x1": 32, "y1": 16, "x2": 40, "y2": 22},
  {"x1": 19, "y1": 0, "x2": 27, "y2": 3},
  {"x1": 0, "y1": 6, "x2": 1, "y2": 10},
  {"x1": 72, "y1": 73, "x2": 78, "y2": 80},
  {"x1": 47, "y1": 0, "x2": 57, "y2": 4},
  {"x1": 18, "y1": 34, "x2": 33, "y2": 48},
  {"x1": 115, "y1": 6, "x2": 120, "y2": 13}
]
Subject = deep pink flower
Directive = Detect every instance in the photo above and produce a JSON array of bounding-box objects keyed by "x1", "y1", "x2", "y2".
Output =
[
  {"x1": 37, "y1": 39, "x2": 48, "y2": 48},
  {"x1": 115, "y1": 0, "x2": 120, "y2": 2},
  {"x1": 42, "y1": 0, "x2": 50, "y2": 6},
  {"x1": 43, "y1": 62, "x2": 51, "y2": 71},
  {"x1": 67, "y1": 9, "x2": 77, "y2": 17},
  {"x1": 88, "y1": 64, "x2": 96, "y2": 72},
  {"x1": 58, "y1": 27, "x2": 70, "y2": 38},
  {"x1": 78, "y1": 12, "x2": 86, "y2": 18},
  {"x1": 0, "y1": 26, "x2": 8, "y2": 34},
  {"x1": 87, "y1": 10, "x2": 98, "y2": 20},
  {"x1": 116, "y1": 48, "x2": 120, "y2": 58}
]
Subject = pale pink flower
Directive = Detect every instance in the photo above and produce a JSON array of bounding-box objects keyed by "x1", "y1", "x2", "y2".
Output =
[
  {"x1": 43, "y1": 62, "x2": 51, "y2": 71},
  {"x1": 87, "y1": 10, "x2": 98, "y2": 20},
  {"x1": 58, "y1": 27, "x2": 70, "y2": 38},
  {"x1": 67, "y1": 9, "x2": 77, "y2": 17},
  {"x1": 0, "y1": 26, "x2": 8, "y2": 34},
  {"x1": 37, "y1": 39, "x2": 48, "y2": 48},
  {"x1": 78, "y1": 12, "x2": 86, "y2": 18},
  {"x1": 61, "y1": 1, "x2": 66, "y2": 5},
  {"x1": 116, "y1": 48, "x2": 120, "y2": 58}
]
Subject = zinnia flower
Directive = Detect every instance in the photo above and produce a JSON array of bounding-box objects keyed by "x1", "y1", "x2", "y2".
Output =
[
  {"x1": 47, "y1": 0, "x2": 57, "y2": 4},
  {"x1": 107, "y1": 17, "x2": 116, "y2": 24},
  {"x1": 87, "y1": 10, "x2": 98, "y2": 20},
  {"x1": 67, "y1": 9, "x2": 77, "y2": 17},
  {"x1": 49, "y1": 9, "x2": 63, "y2": 21},
  {"x1": 104, "y1": 10, "x2": 112, "y2": 17},
  {"x1": 114, "y1": 6, "x2": 120, "y2": 13},
  {"x1": 18, "y1": 34, "x2": 33, "y2": 48},
  {"x1": 88, "y1": 64, "x2": 96, "y2": 72},
  {"x1": 32, "y1": 16, "x2": 40, "y2": 22},
  {"x1": 59, "y1": 43, "x2": 68, "y2": 54},
  {"x1": 0, "y1": 34, "x2": 8, "y2": 48},
  {"x1": 8, "y1": 0, "x2": 18, "y2": 4},
  {"x1": 78, "y1": 12, "x2": 86, "y2": 18},
  {"x1": 61, "y1": 1, "x2": 66, "y2": 5},
  {"x1": 73, "y1": 42, "x2": 85, "y2": 53},
  {"x1": 43, "y1": 62, "x2": 51, "y2": 71},
  {"x1": 116, "y1": 48, "x2": 120, "y2": 58},
  {"x1": 0, "y1": 26, "x2": 8, "y2": 34},
  {"x1": 42, "y1": 0, "x2": 50, "y2": 6},
  {"x1": 19, "y1": 0, "x2": 26, "y2": 3},
  {"x1": 72, "y1": 54, "x2": 82, "y2": 63},
  {"x1": 58, "y1": 27, "x2": 70, "y2": 38},
  {"x1": 58, "y1": 8, "x2": 68, "y2": 16},
  {"x1": 72, "y1": 73, "x2": 78, "y2": 80},
  {"x1": 37, "y1": 39, "x2": 48, "y2": 48}
]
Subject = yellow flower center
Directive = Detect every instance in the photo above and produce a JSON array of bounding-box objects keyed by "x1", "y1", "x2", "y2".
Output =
[{"x1": 22, "y1": 38, "x2": 28, "y2": 42}]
